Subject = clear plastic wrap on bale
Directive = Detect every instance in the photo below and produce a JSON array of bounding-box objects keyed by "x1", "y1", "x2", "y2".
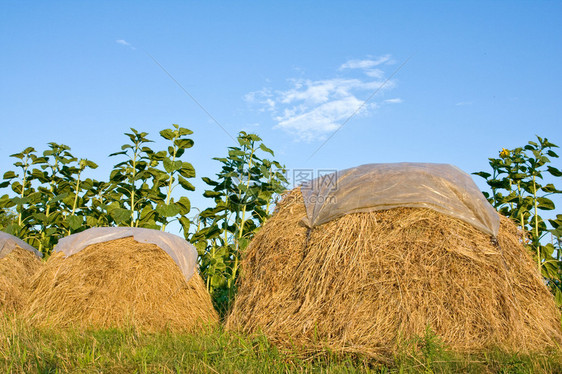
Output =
[
  {"x1": 301, "y1": 163, "x2": 500, "y2": 237},
  {"x1": 54, "y1": 227, "x2": 198, "y2": 282},
  {"x1": 0, "y1": 232, "x2": 43, "y2": 314},
  {"x1": 0, "y1": 232, "x2": 43, "y2": 260},
  {"x1": 227, "y1": 163, "x2": 562, "y2": 359},
  {"x1": 25, "y1": 227, "x2": 217, "y2": 330}
]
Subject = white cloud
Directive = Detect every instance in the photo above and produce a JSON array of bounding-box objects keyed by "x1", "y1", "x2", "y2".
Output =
[
  {"x1": 384, "y1": 98, "x2": 403, "y2": 104},
  {"x1": 365, "y1": 68, "x2": 385, "y2": 78},
  {"x1": 244, "y1": 89, "x2": 276, "y2": 112},
  {"x1": 455, "y1": 101, "x2": 472, "y2": 106},
  {"x1": 339, "y1": 55, "x2": 391, "y2": 70},
  {"x1": 116, "y1": 39, "x2": 136, "y2": 50},
  {"x1": 274, "y1": 96, "x2": 373, "y2": 142},
  {"x1": 245, "y1": 55, "x2": 397, "y2": 142}
]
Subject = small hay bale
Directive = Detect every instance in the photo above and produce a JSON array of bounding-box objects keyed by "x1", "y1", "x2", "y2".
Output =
[
  {"x1": 226, "y1": 189, "x2": 562, "y2": 358},
  {"x1": 25, "y1": 237, "x2": 218, "y2": 330},
  {"x1": 0, "y1": 247, "x2": 43, "y2": 314}
]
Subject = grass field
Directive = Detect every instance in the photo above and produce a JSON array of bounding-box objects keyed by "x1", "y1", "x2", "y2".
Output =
[{"x1": 1, "y1": 316, "x2": 561, "y2": 373}]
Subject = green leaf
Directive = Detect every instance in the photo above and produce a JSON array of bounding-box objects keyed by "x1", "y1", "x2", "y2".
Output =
[
  {"x1": 541, "y1": 184, "x2": 561, "y2": 193},
  {"x1": 472, "y1": 171, "x2": 491, "y2": 179},
  {"x1": 67, "y1": 215, "x2": 83, "y2": 230},
  {"x1": 32, "y1": 157, "x2": 48, "y2": 164},
  {"x1": 213, "y1": 259, "x2": 227, "y2": 271},
  {"x1": 163, "y1": 158, "x2": 183, "y2": 173},
  {"x1": 85, "y1": 160, "x2": 98, "y2": 169},
  {"x1": 546, "y1": 150, "x2": 559, "y2": 158},
  {"x1": 86, "y1": 216, "x2": 98, "y2": 227},
  {"x1": 228, "y1": 149, "x2": 246, "y2": 157},
  {"x1": 139, "y1": 204, "x2": 158, "y2": 222},
  {"x1": 551, "y1": 227, "x2": 562, "y2": 238},
  {"x1": 238, "y1": 237, "x2": 250, "y2": 251},
  {"x1": 202, "y1": 177, "x2": 219, "y2": 186},
  {"x1": 175, "y1": 148, "x2": 185, "y2": 159},
  {"x1": 49, "y1": 193, "x2": 68, "y2": 205},
  {"x1": 178, "y1": 176, "x2": 195, "y2": 191},
  {"x1": 178, "y1": 162, "x2": 196, "y2": 179},
  {"x1": 174, "y1": 138, "x2": 194, "y2": 149},
  {"x1": 547, "y1": 166, "x2": 562, "y2": 177},
  {"x1": 179, "y1": 127, "x2": 193, "y2": 136},
  {"x1": 32, "y1": 212, "x2": 47, "y2": 222},
  {"x1": 193, "y1": 225, "x2": 222, "y2": 240},
  {"x1": 211, "y1": 273, "x2": 225, "y2": 288},
  {"x1": 179, "y1": 216, "x2": 191, "y2": 235},
  {"x1": 248, "y1": 133, "x2": 261, "y2": 142},
  {"x1": 537, "y1": 197, "x2": 555, "y2": 210},
  {"x1": 488, "y1": 179, "x2": 510, "y2": 189},
  {"x1": 193, "y1": 241, "x2": 207, "y2": 256},
  {"x1": 156, "y1": 203, "x2": 181, "y2": 217},
  {"x1": 109, "y1": 151, "x2": 128, "y2": 157},
  {"x1": 160, "y1": 129, "x2": 176, "y2": 140},
  {"x1": 3, "y1": 171, "x2": 17, "y2": 180},
  {"x1": 259, "y1": 143, "x2": 275, "y2": 156},
  {"x1": 198, "y1": 206, "x2": 227, "y2": 219},
  {"x1": 542, "y1": 243, "x2": 555, "y2": 257},
  {"x1": 110, "y1": 208, "x2": 131, "y2": 223},
  {"x1": 203, "y1": 190, "x2": 222, "y2": 198},
  {"x1": 177, "y1": 196, "x2": 191, "y2": 214}
]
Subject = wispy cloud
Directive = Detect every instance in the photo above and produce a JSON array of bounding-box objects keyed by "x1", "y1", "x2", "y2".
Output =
[
  {"x1": 339, "y1": 55, "x2": 391, "y2": 70},
  {"x1": 384, "y1": 98, "x2": 403, "y2": 104},
  {"x1": 245, "y1": 56, "x2": 399, "y2": 142},
  {"x1": 455, "y1": 101, "x2": 472, "y2": 106},
  {"x1": 116, "y1": 39, "x2": 136, "y2": 50}
]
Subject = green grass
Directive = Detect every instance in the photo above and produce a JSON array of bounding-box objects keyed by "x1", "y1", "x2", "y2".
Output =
[{"x1": 1, "y1": 317, "x2": 561, "y2": 373}]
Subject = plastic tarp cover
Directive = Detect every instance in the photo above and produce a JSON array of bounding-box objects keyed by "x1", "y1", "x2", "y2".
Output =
[
  {"x1": 0, "y1": 231, "x2": 43, "y2": 259},
  {"x1": 54, "y1": 227, "x2": 198, "y2": 282},
  {"x1": 300, "y1": 163, "x2": 500, "y2": 237}
]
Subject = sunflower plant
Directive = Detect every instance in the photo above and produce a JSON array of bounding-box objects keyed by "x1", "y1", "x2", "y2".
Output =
[{"x1": 474, "y1": 135, "x2": 562, "y2": 302}]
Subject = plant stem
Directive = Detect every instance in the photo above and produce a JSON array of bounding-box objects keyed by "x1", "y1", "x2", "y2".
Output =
[
  {"x1": 67, "y1": 168, "x2": 82, "y2": 235},
  {"x1": 130, "y1": 145, "x2": 138, "y2": 227},
  {"x1": 161, "y1": 139, "x2": 178, "y2": 232},
  {"x1": 17, "y1": 156, "x2": 29, "y2": 228},
  {"x1": 237, "y1": 144, "x2": 255, "y2": 243},
  {"x1": 40, "y1": 158, "x2": 59, "y2": 253},
  {"x1": 230, "y1": 143, "x2": 256, "y2": 290},
  {"x1": 533, "y1": 175, "x2": 541, "y2": 271}
]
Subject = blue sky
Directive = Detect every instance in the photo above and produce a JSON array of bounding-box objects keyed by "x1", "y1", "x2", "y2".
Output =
[{"x1": 1, "y1": 1, "x2": 561, "y2": 226}]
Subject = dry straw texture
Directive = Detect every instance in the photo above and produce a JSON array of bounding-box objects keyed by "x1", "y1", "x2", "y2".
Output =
[
  {"x1": 25, "y1": 237, "x2": 218, "y2": 331},
  {"x1": 0, "y1": 247, "x2": 43, "y2": 314},
  {"x1": 227, "y1": 189, "x2": 562, "y2": 359}
]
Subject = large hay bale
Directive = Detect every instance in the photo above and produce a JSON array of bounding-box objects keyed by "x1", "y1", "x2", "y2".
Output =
[
  {"x1": 25, "y1": 235, "x2": 218, "y2": 330},
  {"x1": 227, "y1": 188, "x2": 562, "y2": 358}
]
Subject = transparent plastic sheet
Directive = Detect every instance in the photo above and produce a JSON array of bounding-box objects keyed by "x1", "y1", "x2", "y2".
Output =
[
  {"x1": 0, "y1": 231, "x2": 43, "y2": 259},
  {"x1": 54, "y1": 227, "x2": 198, "y2": 281},
  {"x1": 300, "y1": 163, "x2": 500, "y2": 237}
]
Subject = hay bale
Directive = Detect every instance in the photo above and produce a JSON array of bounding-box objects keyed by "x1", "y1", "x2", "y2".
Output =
[
  {"x1": 0, "y1": 232, "x2": 43, "y2": 314},
  {"x1": 0, "y1": 247, "x2": 43, "y2": 314},
  {"x1": 25, "y1": 236, "x2": 218, "y2": 330},
  {"x1": 226, "y1": 189, "x2": 562, "y2": 358}
]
